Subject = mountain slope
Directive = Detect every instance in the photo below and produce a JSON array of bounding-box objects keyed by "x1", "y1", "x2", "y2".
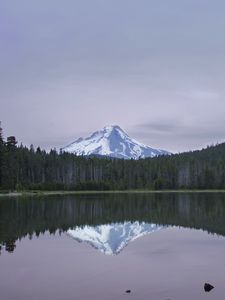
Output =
[
  {"x1": 67, "y1": 222, "x2": 163, "y2": 255},
  {"x1": 62, "y1": 125, "x2": 170, "y2": 159}
]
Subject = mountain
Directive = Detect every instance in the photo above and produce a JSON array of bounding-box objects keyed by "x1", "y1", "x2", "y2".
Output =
[
  {"x1": 67, "y1": 222, "x2": 163, "y2": 255},
  {"x1": 62, "y1": 125, "x2": 170, "y2": 159}
]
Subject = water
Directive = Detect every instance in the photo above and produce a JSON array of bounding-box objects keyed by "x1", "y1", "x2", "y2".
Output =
[{"x1": 0, "y1": 192, "x2": 225, "y2": 299}]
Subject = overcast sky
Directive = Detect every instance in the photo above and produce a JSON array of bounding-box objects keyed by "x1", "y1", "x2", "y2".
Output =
[{"x1": 1, "y1": 0, "x2": 225, "y2": 153}]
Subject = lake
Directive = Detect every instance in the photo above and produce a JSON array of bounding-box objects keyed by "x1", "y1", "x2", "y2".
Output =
[{"x1": 0, "y1": 192, "x2": 225, "y2": 300}]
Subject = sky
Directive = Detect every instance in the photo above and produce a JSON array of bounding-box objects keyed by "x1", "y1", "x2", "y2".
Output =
[{"x1": 1, "y1": 0, "x2": 225, "y2": 153}]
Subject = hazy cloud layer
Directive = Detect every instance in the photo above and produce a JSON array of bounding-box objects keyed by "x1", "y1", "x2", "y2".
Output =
[{"x1": 1, "y1": 0, "x2": 225, "y2": 152}]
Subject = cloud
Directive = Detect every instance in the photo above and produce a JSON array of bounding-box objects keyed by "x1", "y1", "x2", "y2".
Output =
[
  {"x1": 137, "y1": 120, "x2": 183, "y2": 134},
  {"x1": 131, "y1": 118, "x2": 225, "y2": 153},
  {"x1": 1, "y1": 0, "x2": 225, "y2": 153}
]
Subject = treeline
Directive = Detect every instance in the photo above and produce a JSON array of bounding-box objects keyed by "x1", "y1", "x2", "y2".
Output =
[{"x1": 0, "y1": 123, "x2": 225, "y2": 190}]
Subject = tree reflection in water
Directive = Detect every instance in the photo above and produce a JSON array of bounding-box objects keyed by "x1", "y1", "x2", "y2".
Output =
[{"x1": 0, "y1": 192, "x2": 225, "y2": 254}]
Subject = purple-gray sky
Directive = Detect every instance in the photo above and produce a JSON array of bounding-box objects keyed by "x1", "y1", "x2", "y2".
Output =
[{"x1": 1, "y1": 0, "x2": 225, "y2": 153}]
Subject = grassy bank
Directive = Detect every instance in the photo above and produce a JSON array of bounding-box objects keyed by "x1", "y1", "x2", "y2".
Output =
[{"x1": 1, "y1": 189, "x2": 225, "y2": 197}]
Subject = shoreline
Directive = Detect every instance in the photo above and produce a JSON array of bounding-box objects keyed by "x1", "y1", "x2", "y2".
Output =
[{"x1": 1, "y1": 189, "x2": 225, "y2": 197}]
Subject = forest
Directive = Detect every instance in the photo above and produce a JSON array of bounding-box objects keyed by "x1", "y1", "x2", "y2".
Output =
[{"x1": 0, "y1": 122, "x2": 225, "y2": 191}]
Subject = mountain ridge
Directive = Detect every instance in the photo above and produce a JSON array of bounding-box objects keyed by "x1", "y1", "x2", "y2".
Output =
[{"x1": 62, "y1": 125, "x2": 170, "y2": 159}]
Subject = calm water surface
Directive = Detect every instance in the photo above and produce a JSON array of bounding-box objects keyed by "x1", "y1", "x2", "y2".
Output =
[{"x1": 0, "y1": 192, "x2": 225, "y2": 300}]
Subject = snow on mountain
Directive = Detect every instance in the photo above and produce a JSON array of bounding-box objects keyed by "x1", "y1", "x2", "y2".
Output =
[
  {"x1": 62, "y1": 125, "x2": 170, "y2": 159},
  {"x1": 67, "y1": 222, "x2": 163, "y2": 255}
]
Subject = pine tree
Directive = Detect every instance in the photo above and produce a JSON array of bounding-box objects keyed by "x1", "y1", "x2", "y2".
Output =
[
  {"x1": 1, "y1": 136, "x2": 18, "y2": 190},
  {"x1": 7, "y1": 136, "x2": 17, "y2": 148},
  {"x1": 0, "y1": 121, "x2": 3, "y2": 144}
]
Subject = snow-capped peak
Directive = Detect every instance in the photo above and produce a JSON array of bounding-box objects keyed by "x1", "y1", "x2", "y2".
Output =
[
  {"x1": 62, "y1": 125, "x2": 170, "y2": 159},
  {"x1": 67, "y1": 222, "x2": 163, "y2": 255}
]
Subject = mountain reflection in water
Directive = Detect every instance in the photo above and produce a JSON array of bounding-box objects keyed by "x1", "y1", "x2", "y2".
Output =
[
  {"x1": 68, "y1": 222, "x2": 163, "y2": 255},
  {"x1": 0, "y1": 192, "x2": 225, "y2": 255}
]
